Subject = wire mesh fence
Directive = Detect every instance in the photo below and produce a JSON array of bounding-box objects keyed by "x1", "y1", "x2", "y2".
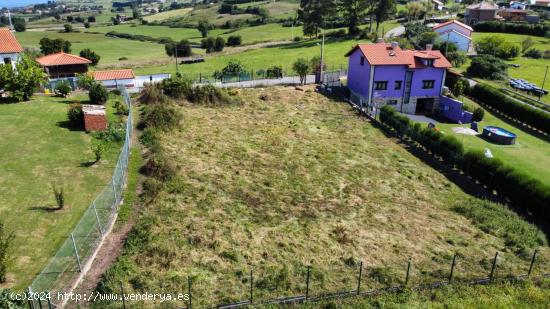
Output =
[{"x1": 27, "y1": 86, "x2": 133, "y2": 308}]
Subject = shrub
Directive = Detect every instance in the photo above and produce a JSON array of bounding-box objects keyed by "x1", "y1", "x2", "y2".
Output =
[
  {"x1": 165, "y1": 39, "x2": 192, "y2": 57},
  {"x1": 94, "y1": 122, "x2": 126, "y2": 142},
  {"x1": 142, "y1": 103, "x2": 182, "y2": 132},
  {"x1": 84, "y1": 22, "x2": 90, "y2": 28},
  {"x1": 227, "y1": 35, "x2": 242, "y2": 46},
  {"x1": 472, "y1": 107, "x2": 485, "y2": 122},
  {"x1": 214, "y1": 37, "x2": 225, "y2": 52},
  {"x1": 67, "y1": 103, "x2": 83, "y2": 126},
  {"x1": 88, "y1": 16, "x2": 96, "y2": 23},
  {"x1": 64, "y1": 23, "x2": 73, "y2": 32},
  {"x1": 114, "y1": 100, "x2": 129, "y2": 115},
  {"x1": 91, "y1": 141, "x2": 107, "y2": 163},
  {"x1": 142, "y1": 152, "x2": 178, "y2": 181},
  {"x1": 0, "y1": 222, "x2": 14, "y2": 283},
  {"x1": 55, "y1": 81, "x2": 72, "y2": 97},
  {"x1": 524, "y1": 48, "x2": 542, "y2": 59},
  {"x1": 138, "y1": 83, "x2": 168, "y2": 104},
  {"x1": 111, "y1": 89, "x2": 122, "y2": 96},
  {"x1": 293, "y1": 58, "x2": 310, "y2": 85},
  {"x1": 474, "y1": 21, "x2": 550, "y2": 38},
  {"x1": 544, "y1": 50, "x2": 550, "y2": 60},
  {"x1": 475, "y1": 36, "x2": 520, "y2": 60},
  {"x1": 188, "y1": 84, "x2": 233, "y2": 105},
  {"x1": 79, "y1": 48, "x2": 101, "y2": 66},
  {"x1": 77, "y1": 73, "x2": 96, "y2": 90},
  {"x1": 51, "y1": 182, "x2": 64, "y2": 209},
  {"x1": 161, "y1": 76, "x2": 193, "y2": 99},
  {"x1": 521, "y1": 37, "x2": 535, "y2": 52},
  {"x1": 466, "y1": 55, "x2": 507, "y2": 80},
  {"x1": 266, "y1": 66, "x2": 283, "y2": 78},
  {"x1": 293, "y1": 36, "x2": 302, "y2": 41},
  {"x1": 89, "y1": 83, "x2": 109, "y2": 104},
  {"x1": 14, "y1": 22, "x2": 26, "y2": 32}
]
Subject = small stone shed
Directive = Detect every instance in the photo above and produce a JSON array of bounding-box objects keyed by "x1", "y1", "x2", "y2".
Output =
[{"x1": 82, "y1": 105, "x2": 107, "y2": 132}]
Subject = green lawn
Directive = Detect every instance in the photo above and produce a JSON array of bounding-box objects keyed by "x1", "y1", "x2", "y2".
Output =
[
  {"x1": 143, "y1": 7, "x2": 193, "y2": 22},
  {"x1": 437, "y1": 97, "x2": 550, "y2": 185},
  {"x1": 15, "y1": 31, "x2": 167, "y2": 70},
  {"x1": 0, "y1": 94, "x2": 122, "y2": 290}
]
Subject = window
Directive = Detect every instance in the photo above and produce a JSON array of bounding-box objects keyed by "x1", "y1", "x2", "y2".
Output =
[
  {"x1": 3, "y1": 57, "x2": 11, "y2": 65},
  {"x1": 387, "y1": 99, "x2": 398, "y2": 105},
  {"x1": 374, "y1": 81, "x2": 388, "y2": 90},
  {"x1": 426, "y1": 59, "x2": 434, "y2": 67},
  {"x1": 394, "y1": 81, "x2": 402, "y2": 90},
  {"x1": 360, "y1": 56, "x2": 365, "y2": 66},
  {"x1": 422, "y1": 80, "x2": 435, "y2": 89}
]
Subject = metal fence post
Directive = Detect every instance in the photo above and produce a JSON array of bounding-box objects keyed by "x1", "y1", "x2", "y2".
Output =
[
  {"x1": 120, "y1": 281, "x2": 126, "y2": 309},
  {"x1": 188, "y1": 276, "x2": 192, "y2": 309},
  {"x1": 449, "y1": 253, "x2": 457, "y2": 283},
  {"x1": 305, "y1": 265, "x2": 311, "y2": 301},
  {"x1": 528, "y1": 249, "x2": 538, "y2": 277},
  {"x1": 249, "y1": 270, "x2": 253, "y2": 304},
  {"x1": 47, "y1": 292, "x2": 52, "y2": 309},
  {"x1": 71, "y1": 233, "x2": 82, "y2": 272},
  {"x1": 93, "y1": 202, "x2": 103, "y2": 236},
  {"x1": 405, "y1": 258, "x2": 412, "y2": 285},
  {"x1": 27, "y1": 287, "x2": 34, "y2": 309},
  {"x1": 112, "y1": 177, "x2": 118, "y2": 207},
  {"x1": 489, "y1": 252, "x2": 499, "y2": 283},
  {"x1": 357, "y1": 261, "x2": 363, "y2": 295}
]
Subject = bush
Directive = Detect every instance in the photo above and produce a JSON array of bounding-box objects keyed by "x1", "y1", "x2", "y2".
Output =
[
  {"x1": 188, "y1": 84, "x2": 233, "y2": 105},
  {"x1": 94, "y1": 122, "x2": 126, "y2": 142},
  {"x1": 266, "y1": 66, "x2": 283, "y2": 78},
  {"x1": 89, "y1": 83, "x2": 109, "y2": 104},
  {"x1": 67, "y1": 103, "x2": 83, "y2": 126},
  {"x1": 474, "y1": 21, "x2": 550, "y2": 38},
  {"x1": 55, "y1": 81, "x2": 72, "y2": 97},
  {"x1": 214, "y1": 37, "x2": 225, "y2": 52},
  {"x1": 544, "y1": 50, "x2": 550, "y2": 60},
  {"x1": 475, "y1": 36, "x2": 520, "y2": 60},
  {"x1": 51, "y1": 182, "x2": 64, "y2": 209},
  {"x1": 14, "y1": 22, "x2": 26, "y2": 32},
  {"x1": 139, "y1": 83, "x2": 168, "y2": 105},
  {"x1": 84, "y1": 22, "x2": 90, "y2": 28},
  {"x1": 142, "y1": 103, "x2": 182, "y2": 132},
  {"x1": 165, "y1": 39, "x2": 192, "y2": 57},
  {"x1": 466, "y1": 55, "x2": 508, "y2": 80},
  {"x1": 79, "y1": 48, "x2": 101, "y2": 66},
  {"x1": 161, "y1": 76, "x2": 193, "y2": 99},
  {"x1": 114, "y1": 100, "x2": 129, "y2": 115},
  {"x1": 64, "y1": 23, "x2": 73, "y2": 32},
  {"x1": 293, "y1": 36, "x2": 302, "y2": 41},
  {"x1": 88, "y1": 16, "x2": 96, "y2": 23},
  {"x1": 77, "y1": 73, "x2": 96, "y2": 90},
  {"x1": 227, "y1": 35, "x2": 242, "y2": 46},
  {"x1": 472, "y1": 107, "x2": 485, "y2": 122},
  {"x1": 91, "y1": 141, "x2": 106, "y2": 163},
  {"x1": 524, "y1": 48, "x2": 542, "y2": 59}
]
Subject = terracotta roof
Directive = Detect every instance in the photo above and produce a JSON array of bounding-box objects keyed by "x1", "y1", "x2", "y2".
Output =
[
  {"x1": 433, "y1": 20, "x2": 473, "y2": 32},
  {"x1": 0, "y1": 27, "x2": 23, "y2": 53},
  {"x1": 36, "y1": 52, "x2": 92, "y2": 66},
  {"x1": 467, "y1": 1, "x2": 499, "y2": 10},
  {"x1": 90, "y1": 69, "x2": 135, "y2": 81},
  {"x1": 345, "y1": 43, "x2": 452, "y2": 69}
]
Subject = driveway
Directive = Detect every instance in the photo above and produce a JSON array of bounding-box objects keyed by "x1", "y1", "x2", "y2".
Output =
[{"x1": 384, "y1": 26, "x2": 405, "y2": 39}]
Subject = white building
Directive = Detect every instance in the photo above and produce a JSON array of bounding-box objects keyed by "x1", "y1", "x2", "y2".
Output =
[
  {"x1": 0, "y1": 27, "x2": 23, "y2": 69},
  {"x1": 510, "y1": 1, "x2": 528, "y2": 9},
  {"x1": 432, "y1": 20, "x2": 474, "y2": 52}
]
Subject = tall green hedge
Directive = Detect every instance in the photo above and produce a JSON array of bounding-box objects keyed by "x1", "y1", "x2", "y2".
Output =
[
  {"x1": 469, "y1": 83, "x2": 550, "y2": 134},
  {"x1": 473, "y1": 21, "x2": 550, "y2": 37},
  {"x1": 379, "y1": 106, "x2": 550, "y2": 220}
]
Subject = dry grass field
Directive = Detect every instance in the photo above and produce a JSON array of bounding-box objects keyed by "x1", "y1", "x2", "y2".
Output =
[{"x1": 95, "y1": 87, "x2": 549, "y2": 308}]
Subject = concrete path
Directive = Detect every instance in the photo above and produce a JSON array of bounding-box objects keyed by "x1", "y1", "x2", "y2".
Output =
[{"x1": 384, "y1": 26, "x2": 405, "y2": 39}]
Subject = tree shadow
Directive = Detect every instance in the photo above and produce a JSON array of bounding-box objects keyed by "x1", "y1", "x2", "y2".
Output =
[{"x1": 29, "y1": 205, "x2": 62, "y2": 212}]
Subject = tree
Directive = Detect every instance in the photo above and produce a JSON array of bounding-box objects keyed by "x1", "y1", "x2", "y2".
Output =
[
  {"x1": 293, "y1": 58, "x2": 310, "y2": 85},
  {"x1": 0, "y1": 55, "x2": 46, "y2": 101},
  {"x1": 227, "y1": 35, "x2": 242, "y2": 46},
  {"x1": 475, "y1": 36, "x2": 520, "y2": 60},
  {"x1": 0, "y1": 221, "x2": 14, "y2": 283},
  {"x1": 14, "y1": 21, "x2": 26, "y2": 32},
  {"x1": 165, "y1": 39, "x2": 193, "y2": 57},
  {"x1": 406, "y1": 2, "x2": 423, "y2": 21},
  {"x1": 298, "y1": 0, "x2": 335, "y2": 37},
  {"x1": 79, "y1": 48, "x2": 101, "y2": 66},
  {"x1": 91, "y1": 141, "x2": 106, "y2": 163},
  {"x1": 374, "y1": 0, "x2": 395, "y2": 33},
  {"x1": 64, "y1": 23, "x2": 73, "y2": 32},
  {"x1": 132, "y1": 7, "x2": 141, "y2": 19},
  {"x1": 339, "y1": 0, "x2": 368, "y2": 36},
  {"x1": 84, "y1": 22, "x2": 90, "y2": 28},
  {"x1": 473, "y1": 107, "x2": 485, "y2": 122},
  {"x1": 214, "y1": 37, "x2": 225, "y2": 52},
  {"x1": 201, "y1": 37, "x2": 216, "y2": 53},
  {"x1": 39, "y1": 37, "x2": 72, "y2": 54},
  {"x1": 89, "y1": 82, "x2": 109, "y2": 104},
  {"x1": 213, "y1": 60, "x2": 247, "y2": 80},
  {"x1": 466, "y1": 55, "x2": 508, "y2": 80},
  {"x1": 88, "y1": 16, "x2": 96, "y2": 23},
  {"x1": 197, "y1": 20, "x2": 211, "y2": 38},
  {"x1": 67, "y1": 15, "x2": 74, "y2": 22},
  {"x1": 75, "y1": 16, "x2": 85, "y2": 23},
  {"x1": 77, "y1": 73, "x2": 96, "y2": 90}
]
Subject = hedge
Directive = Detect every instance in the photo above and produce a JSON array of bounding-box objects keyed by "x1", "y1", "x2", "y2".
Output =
[
  {"x1": 106, "y1": 31, "x2": 174, "y2": 45},
  {"x1": 473, "y1": 21, "x2": 550, "y2": 37},
  {"x1": 379, "y1": 106, "x2": 550, "y2": 220},
  {"x1": 469, "y1": 83, "x2": 550, "y2": 134}
]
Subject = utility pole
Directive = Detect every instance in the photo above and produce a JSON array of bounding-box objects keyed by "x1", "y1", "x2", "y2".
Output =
[
  {"x1": 320, "y1": 31, "x2": 325, "y2": 84},
  {"x1": 291, "y1": 23, "x2": 294, "y2": 41},
  {"x1": 7, "y1": 9, "x2": 14, "y2": 31},
  {"x1": 539, "y1": 65, "x2": 548, "y2": 102},
  {"x1": 174, "y1": 45, "x2": 179, "y2": 75}
]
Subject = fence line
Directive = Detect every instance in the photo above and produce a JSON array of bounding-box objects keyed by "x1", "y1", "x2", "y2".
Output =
[{"x1": 28, "y1": 86, "x2": 133, "y2": 308}]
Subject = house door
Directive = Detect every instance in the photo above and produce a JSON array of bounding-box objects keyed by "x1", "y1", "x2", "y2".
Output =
[
  {"x1": 403, "y1": 71, "x2": 413, "y2": 105},
  {"x1": 416, "y1": 98, "x2": 435, "y2": 114}
]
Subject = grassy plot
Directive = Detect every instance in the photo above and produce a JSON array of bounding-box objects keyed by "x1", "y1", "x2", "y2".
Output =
[
  {"x1": 143, "y1": 7, "x2": 193, "y2": 22},
  {"x1": 437, "y1": 97, "x2": 550, "y2": 185},
  {"x1": 0, "y1": 94, "x2": 123, "y2": 290},
  {"x1": 15, "y1": 31, "x2": 167, "y2": 70},
  {"x1": 95, "y1": 87, "x2": 548, "y2": 308}
]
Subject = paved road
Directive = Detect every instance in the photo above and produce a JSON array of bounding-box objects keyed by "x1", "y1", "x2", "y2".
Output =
[{"x1": 384, "y1": 26, "x2": 405, "y2": 39}]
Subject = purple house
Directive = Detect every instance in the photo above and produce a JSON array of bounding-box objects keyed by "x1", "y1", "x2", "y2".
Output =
[{"x1": 345, "y1": 42, "x2": 453, "y2": 116}]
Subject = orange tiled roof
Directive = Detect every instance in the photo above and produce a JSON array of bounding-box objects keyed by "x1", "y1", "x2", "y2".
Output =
[
  {"x1": 90, "y1": 69, "x2": 135, "y2": 81},
  {"x1": 36, "y1": 52, "x2": 92, "y2": 66},
  {"x1": 432, "y1": 20, "x2": 473, "y2": 32},
  {"x1": 0, "y1": 27, "x2": 23, "y2": 53},
  {"x1": 345, "y1": 43, "x2": 452, "y2": 69}
]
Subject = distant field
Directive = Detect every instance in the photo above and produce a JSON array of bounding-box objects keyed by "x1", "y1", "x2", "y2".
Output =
[
  {"x1": 94, "y1": 86, "x2": 548, "y2": 308},
  {"x1": 15, "y1": 31, "x2": 168, "y2": 70},
  {"x1": 143, "y1": 7, "x2": 193, "y2": 22},
  {"x1": 0, "y1": 94, "x2": 122, "y2": 290}
]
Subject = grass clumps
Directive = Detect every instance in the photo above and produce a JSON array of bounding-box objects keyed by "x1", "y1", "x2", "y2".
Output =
[{"x1": 452, "y1": 199, "x2": 547, "y2": 257}]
